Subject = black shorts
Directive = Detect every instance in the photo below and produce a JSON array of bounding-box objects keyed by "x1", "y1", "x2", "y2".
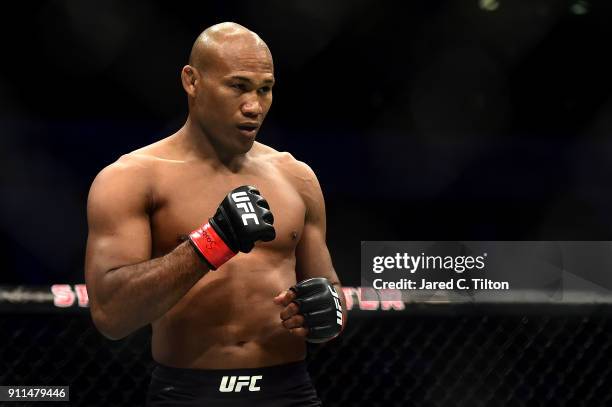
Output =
[{"x1": 146, "y1": 361, "x2": 322, "y2": 407}]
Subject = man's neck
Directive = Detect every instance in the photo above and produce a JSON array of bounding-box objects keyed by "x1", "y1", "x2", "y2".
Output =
[{"x1": 178, "y1": 116, "x2": 248, "y2": 171}]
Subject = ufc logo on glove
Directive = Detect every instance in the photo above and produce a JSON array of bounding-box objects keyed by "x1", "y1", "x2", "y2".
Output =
[
  {"x1": 329, "y1": 285, "x2": 343, "y2": 326},
  {"x1": 188, "y1": 185, "x2": 275, "y2": 270},
  {"x1": 219, "y1": 375, "x2": 262, "y2": 392},
  {"x1": 231, "y1": 191, "x2": 260, "y2": 225}
]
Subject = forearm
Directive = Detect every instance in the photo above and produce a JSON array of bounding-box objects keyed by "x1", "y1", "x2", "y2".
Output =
[{"x1": 91, "y1": 241, "x2": 207, "y2": 339}]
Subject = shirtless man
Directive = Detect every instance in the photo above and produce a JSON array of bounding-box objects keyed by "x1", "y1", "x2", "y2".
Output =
[{"x1": 84, "y1": 22, "x2": 347, "y2": 406}]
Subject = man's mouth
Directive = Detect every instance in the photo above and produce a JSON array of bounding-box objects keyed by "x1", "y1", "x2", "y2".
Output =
[{"x1": 237, "y1": 123, "x2": 259, "y2": 137}]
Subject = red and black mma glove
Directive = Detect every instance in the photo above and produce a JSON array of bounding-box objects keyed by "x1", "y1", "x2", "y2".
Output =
[
  {"x1": 189, "y1": 185, "x2": 275, "y2": 270},
  {"x1": 291, "y1": 278, "x2": 344, "y2": 343}
]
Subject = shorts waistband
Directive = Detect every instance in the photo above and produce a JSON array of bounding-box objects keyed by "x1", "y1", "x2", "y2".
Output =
[
  {"x1": 148, "y1": 360, "x2": 320, "y2": 406},
  {"x1": 152, "y1": 360, "x2": 309, "y2": 388}
]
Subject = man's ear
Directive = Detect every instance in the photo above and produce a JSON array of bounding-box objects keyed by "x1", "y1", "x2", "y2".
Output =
[{"x1": 181, "y1": 65, "x2": 199, "y2": 97}]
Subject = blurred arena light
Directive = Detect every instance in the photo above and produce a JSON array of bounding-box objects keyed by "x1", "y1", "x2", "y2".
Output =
[
  {"x1": 479, "y1": 0, "x2": 500, "y2": 12},
  {"x1": 570, "y1": 1, "x2": 590, "y2": 15}
]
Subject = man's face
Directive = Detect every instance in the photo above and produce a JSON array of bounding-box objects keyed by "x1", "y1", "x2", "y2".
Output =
[{"x1": 192, "y1": 42, "x2": 274, "y2": 154}]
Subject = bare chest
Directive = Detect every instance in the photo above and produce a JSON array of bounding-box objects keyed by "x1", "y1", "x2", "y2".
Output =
[{"x1": 149, "y1": 162, "x2": 306, "y2": 256}]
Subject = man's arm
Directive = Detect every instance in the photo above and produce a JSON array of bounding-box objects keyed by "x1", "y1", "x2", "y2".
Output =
[
  {"x1": 274, "y1": 161, "x2": 348, "y2": 341},
  {"x1": 85, "y1": 156, "x2": 207, "y2": 340}
]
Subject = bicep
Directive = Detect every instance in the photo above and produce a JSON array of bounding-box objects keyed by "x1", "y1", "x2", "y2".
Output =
[
  {"x1": 294, "y1": 165, "x2": 340, "y2": 285},
  {"x1": 84, "y1": 163, "x2": 152, "y2": 298}
]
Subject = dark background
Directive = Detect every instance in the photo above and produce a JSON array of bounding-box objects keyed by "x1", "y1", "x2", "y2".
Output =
[{"x1": 1, "y1": 0, "x2": 611, "y2": 286}]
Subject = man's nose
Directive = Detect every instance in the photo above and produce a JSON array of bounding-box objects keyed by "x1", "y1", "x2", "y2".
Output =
[{"x1": 241, "y1": 97, "x2": 263, "y2": 118}]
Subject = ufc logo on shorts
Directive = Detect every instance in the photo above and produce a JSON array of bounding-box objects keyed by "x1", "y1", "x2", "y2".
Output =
[
  {"x1": 231, "y1": 191, "x2": 260, "y2": 226},
  {"x1": 219, "y1": 375, "x2": 262, "y2": 392},
  {"x1": 329, "y1": 285, "x2": 343, "y2": 326}
]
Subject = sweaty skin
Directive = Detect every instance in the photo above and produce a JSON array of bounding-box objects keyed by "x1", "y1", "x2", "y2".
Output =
[{"x1": 85, "y1": 22, "x2": 347, "y2": 369}]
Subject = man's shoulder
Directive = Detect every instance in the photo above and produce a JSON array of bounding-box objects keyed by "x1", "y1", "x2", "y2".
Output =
[
  {"x1": 94, "y1": 136, "x2": 178, "y2": 183},
  {"x1": 95, "y1": 153, "x2": 155, "y2": 184},
  {"x1": 253, "y1": 142, "x2": 316, "y2": 179},
  {"x1": 91, "y1": 147, "x2": 169, "y2": 199},
  {"x1": 252, "y1": 143, "x2": 319, "y2": 197}
]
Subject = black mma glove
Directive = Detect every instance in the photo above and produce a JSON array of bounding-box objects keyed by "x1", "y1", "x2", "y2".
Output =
[
  {"x1": 291, "y1": 278, "x2": 344, "y2": 343},
  {"x1": 189, "y1": 185, "x2": 275, "y2": 269}
]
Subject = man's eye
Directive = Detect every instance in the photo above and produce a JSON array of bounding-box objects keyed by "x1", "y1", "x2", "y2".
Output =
[
  {"x1": 258, "y1": 86, "x2": 271, "y2": 94},
  {"x1": 231, "y1": 84, "x2": 246, "y2": 91}
]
